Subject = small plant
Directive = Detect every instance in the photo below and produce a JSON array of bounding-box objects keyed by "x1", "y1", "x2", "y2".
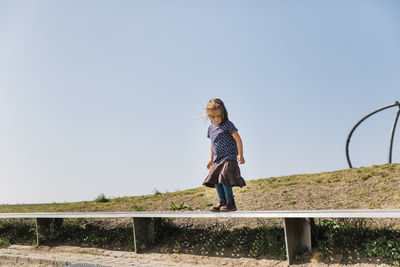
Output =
[
  {"x1": 361, "y1": 174, "x2": 372, "y2": 180},
  {"x1": 203, "y1": 199, "x2": 213, "y2": 207},
  {"x1": 0, "y1": 238, "x2": 10, "y2": 248},
  {"x1": 269, "y1": 184, "x2": 280, "y2": 189},
  {"x1": 170, "y1": 201, "x2": 191, "y2": 211},
  {"x1": 153, "y1": 188, "x2": 162, "y2": 196},
  {"x1": 95, "y1": 193, "x2": 110, "y2": 203},
  {"x1": 364, "y1": 236, "x2": 400, "y2": 263},
  {"x1": 132, "y1": 205, "x2": 147, "y2": 211},
  {"x1": 0, "y1": 219, "x2": 36, "y2": 245},
  {"x1": 154, "y1": 219, "x2": 286, "y2": 259}
]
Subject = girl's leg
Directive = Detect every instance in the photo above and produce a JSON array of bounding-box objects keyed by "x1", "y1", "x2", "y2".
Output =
[
  {"x1": 215, "y1": 183, "x2": 226, "y2": 199},
  {"x1": 220, "y1": 184, "x2": 237, "y2": 211},
  {"x1": 221, "y1": 184, "x2": 233, "y2": 199},
  {"x1": 210, "y1": 184, "x2": 227, "y2": 212}
]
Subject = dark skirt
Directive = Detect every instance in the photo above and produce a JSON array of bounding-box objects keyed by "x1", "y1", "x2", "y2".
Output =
[{"x1": 202, "y1": 160, "x2": 246, "y2": 188}]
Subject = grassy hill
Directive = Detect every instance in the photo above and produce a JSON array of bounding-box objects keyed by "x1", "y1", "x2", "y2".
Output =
[
  {"x1": 1, "y1": 163, "x2": 400, "y2": 213},
  {"x1": 2, "y1": 163, "x2": 400, "y2": 264}
]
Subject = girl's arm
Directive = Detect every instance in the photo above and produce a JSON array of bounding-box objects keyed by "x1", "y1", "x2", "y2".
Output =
[
  {"x1": 232, "y1": 131, "x2": 245, "y2": 164},
  {"x1": 207, "y1": 144, "x2": 214, "y2": 169}
]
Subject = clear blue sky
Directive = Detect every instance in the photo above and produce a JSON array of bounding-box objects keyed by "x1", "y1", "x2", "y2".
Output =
[{"x1": 1, "y1": 1, "x2": 399, "y2": 204}]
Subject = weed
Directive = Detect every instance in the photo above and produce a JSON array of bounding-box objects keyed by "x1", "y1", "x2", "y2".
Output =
[
  {"x1": 0, "y1": 238, "x2": 10, "y2": 248},
  {"x1": 269, "y1": 184, "x2": 280, "y2": 189},
  {"x1": 154, "y1": 219, "x2": 286, "y2": 259},
  {"x1": 95, "y1": 193, "x2": 110, "y2": 203},
  {"x1": 153, "y1": 188, "x2": 162, "y2": 196},
  {"x1": 203, "y1": 199, "x2": 213, "y2": 207},
  {"x1": 365, "y1": 235, "x2": 400, "y2": 261},
  {"x1": 170, "y1": 201, "x2": 192, "y2": 211},
  {"x1": 314, "y1": 218, "x2": 400, "y2": 265},
  {"x1": 378, "y1": 185, "x2": 390, "y2": 193},
  {"x1": 387, "y1": 165, "x2": 396, "y2": 171},
  {"x1": 0, "y1": 219, "x2": 36, "y2": 245},
  {"x1": 132, "y1": 205, "x2": 147, "y2": 211},
  {"x1": 113, "y1": 197, "x2": 128, "y2": 203},
  {"x1": 361, "y1": 174, "x2": 372, "y2": 180}
]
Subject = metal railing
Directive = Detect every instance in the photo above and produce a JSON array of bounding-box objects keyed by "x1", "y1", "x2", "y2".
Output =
[{"x1": 346, "y1": 101, "x2": 400, "y2": 168}]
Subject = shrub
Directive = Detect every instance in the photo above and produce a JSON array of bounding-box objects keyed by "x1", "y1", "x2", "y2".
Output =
[
  {"x1": 153, "y1": 218, "x2": 286, "y2": 258},
  {"x1": 95, "y1": 193, "x2": 110, "y2": 203},
  {"x1": 153, "y1": 188, "x2": 162, "y2": 196},
  {"x1": 170, "y1": 201, "x2": 191, "y2": 211},
  {"x1": 0, "y1": 238, "x2": 10, "y2": 248},
  {"x1": 0, "y1": 219, "x2": 36, "y2": 245},
  {"x1": 364, "y1": 235, "x2": 400, "y2": 263},
  {"x1": 132, "y1": 205, "x2": 147, "y2": 211},
  {"x1": 315, "y1": 219, "x2": 400, "y2": 265}
]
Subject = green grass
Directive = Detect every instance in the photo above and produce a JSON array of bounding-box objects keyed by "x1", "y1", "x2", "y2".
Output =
[{"x1": 1, "y1": 163, "x2": 399, "y2": 213}]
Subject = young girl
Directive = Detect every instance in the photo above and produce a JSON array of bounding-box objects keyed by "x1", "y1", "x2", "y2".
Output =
[{"x1": 202, "y1": 98, "x2": 246, "y2": 212}]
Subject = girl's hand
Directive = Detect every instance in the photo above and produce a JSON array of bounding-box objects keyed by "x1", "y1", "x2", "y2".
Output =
[
  {"x1": 237, "y1": 155, "x2": 245, "y2": 164},
  {"x1": 207, "y1": 160, "x2": 213, "y2": 169}
]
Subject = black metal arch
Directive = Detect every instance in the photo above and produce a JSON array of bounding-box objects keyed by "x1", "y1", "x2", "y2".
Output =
[{"x1": 346, "y1": 101, "x2": 400, "y2": 168}]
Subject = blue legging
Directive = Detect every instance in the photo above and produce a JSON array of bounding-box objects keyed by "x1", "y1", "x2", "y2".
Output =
[{"x1": 215, "y1": 183, "x2": 234, "y2": 199}]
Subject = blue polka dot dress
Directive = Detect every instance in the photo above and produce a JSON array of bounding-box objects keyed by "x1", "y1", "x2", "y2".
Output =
[{"x1": 202, "y1": 120, "x2": 246, "y2": 188}]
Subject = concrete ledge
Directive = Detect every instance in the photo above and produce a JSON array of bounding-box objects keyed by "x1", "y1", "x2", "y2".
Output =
[
  {"x1": 2, "y1": 209, "x2": 400, "y2": 219},
  {"x1": 3, "y1": 209, "x2": 400, "y2": 265}
]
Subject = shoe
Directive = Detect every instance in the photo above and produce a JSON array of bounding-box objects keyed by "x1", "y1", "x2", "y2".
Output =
[
  {"x1": 210, "y1": 198, "x2": 226, "y2": 212},
  {"x1": 220, "y1": 198, "x2": 237, "y2": 212}
]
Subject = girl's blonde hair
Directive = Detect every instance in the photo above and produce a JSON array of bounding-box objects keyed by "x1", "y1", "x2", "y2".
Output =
[{"x1": 205, "y1": 98, "x2": 229, "y2": 123}]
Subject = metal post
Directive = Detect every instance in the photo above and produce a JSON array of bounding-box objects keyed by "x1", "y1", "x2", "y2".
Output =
[
  {"x1": 35, "y1": 218, "x2": 63, "y2": 245},
  {"x1": 132, "y1": 218, "x2": 155, "y2": 253},
  {"x1": 346, "y1": 102, "x2": 400, "y2": 168},
  {"x1": 132, "y1": 218, "x2": 137, "y2": 253},
  {"x1": 35, "y1": 218, "x2": 39, "y2": 246},
  {"x1": 283, "y1": 218, "x2": 312, "y2": 265},
  {"x1": 389, "y1": 104, "x2": 400, "y2": 163}
]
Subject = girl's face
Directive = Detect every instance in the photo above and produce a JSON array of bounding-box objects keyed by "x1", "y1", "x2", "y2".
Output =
[{"x1": 209, "y1": 110, "x2": 223, "y2": 125}]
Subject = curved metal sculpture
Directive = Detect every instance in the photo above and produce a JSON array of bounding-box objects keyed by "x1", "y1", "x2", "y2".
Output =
[{"x1": 346, "y1": 101, "x2": 400, "y2": 168}]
